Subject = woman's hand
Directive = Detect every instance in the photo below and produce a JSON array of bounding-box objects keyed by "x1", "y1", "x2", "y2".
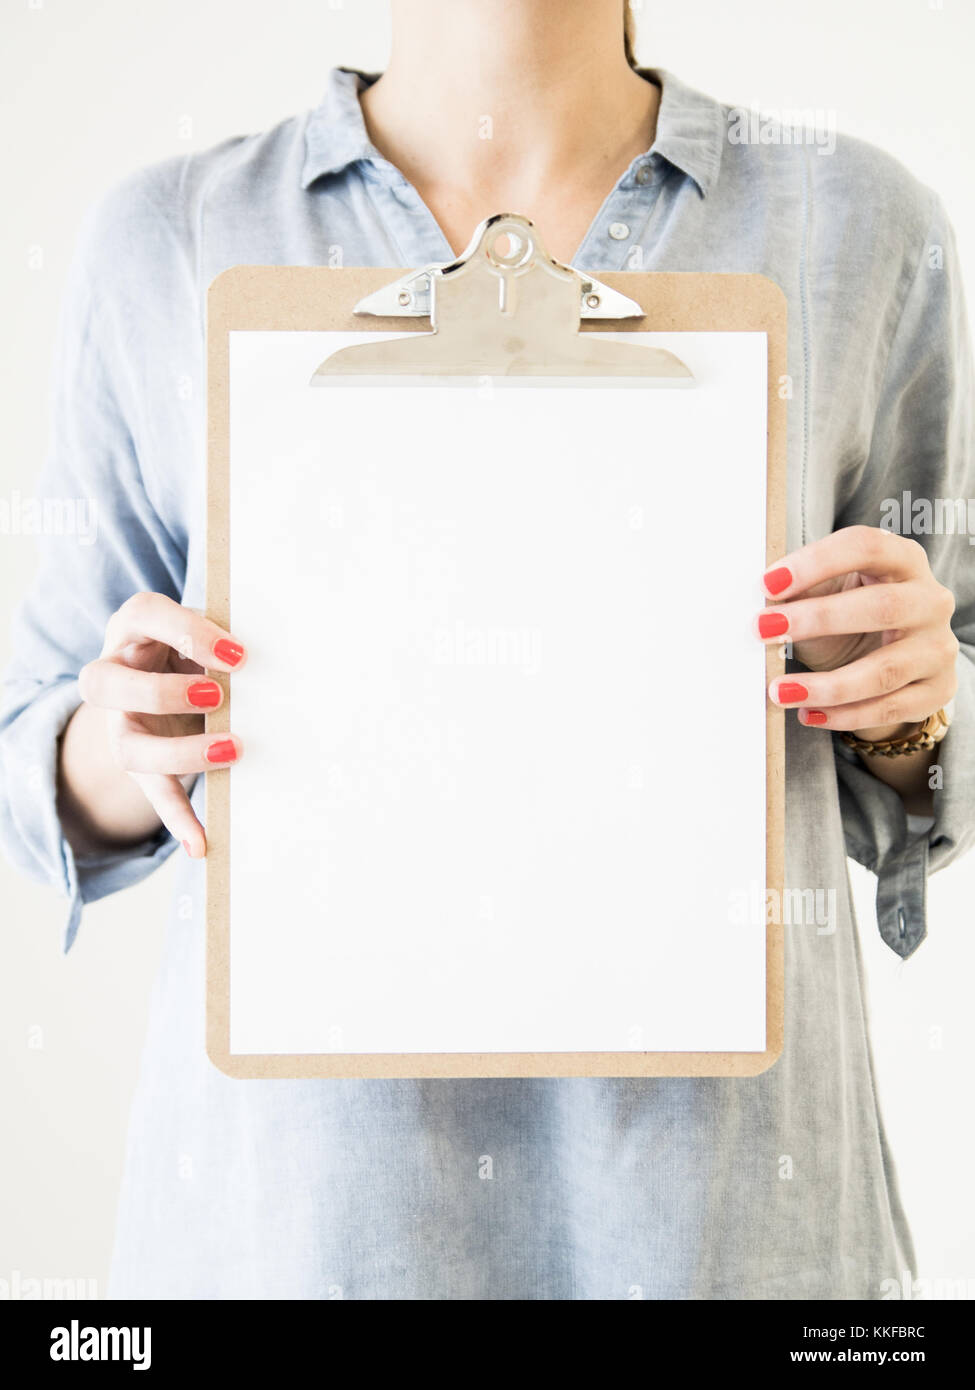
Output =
[
  {"x1": 755, "y1": 525, "x2": 958, "y2": 739},
  {"x1": 59, "y1": 592, "x2": 245, "y2": 859}
]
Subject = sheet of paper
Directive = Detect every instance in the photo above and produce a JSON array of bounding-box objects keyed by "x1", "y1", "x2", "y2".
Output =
[{"x1": 226, "y1": 330, "x2": 769, "y2": 1056}]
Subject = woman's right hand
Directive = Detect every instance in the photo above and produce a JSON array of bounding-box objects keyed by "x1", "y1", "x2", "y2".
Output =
[{"x1": 62, "y1": 592, "x2": 246, "y2": 859}]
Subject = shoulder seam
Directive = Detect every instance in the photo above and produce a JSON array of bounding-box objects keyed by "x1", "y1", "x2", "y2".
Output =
[
  {"x1": 862, "y1": 185, "x2": 941, "y2": 467},
  {"x1": 191, "y1": 127, "x2": 293, "y2": 335}
]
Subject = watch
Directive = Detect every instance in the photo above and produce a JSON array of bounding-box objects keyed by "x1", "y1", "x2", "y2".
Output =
[{"x1": 840, "y1": 707, "x2": 951, "y2": 758}]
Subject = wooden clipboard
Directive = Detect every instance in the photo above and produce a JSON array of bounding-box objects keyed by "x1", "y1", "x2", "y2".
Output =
[{"x1": 205, "y1": 216, "x2": 786, "y2": 1080}]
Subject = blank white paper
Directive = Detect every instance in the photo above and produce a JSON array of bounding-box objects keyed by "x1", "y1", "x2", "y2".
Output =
[{"x1": 226, "y1": 330, "x2": 769, "y2": 1056}]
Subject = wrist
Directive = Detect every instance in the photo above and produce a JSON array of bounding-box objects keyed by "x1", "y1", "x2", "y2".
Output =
[
  {"x1": 851, "y1": 720, "x2": 919, "y2": 742},
  {"x1": 842, "y1": 707, "x2": 950, "y2": 759}
]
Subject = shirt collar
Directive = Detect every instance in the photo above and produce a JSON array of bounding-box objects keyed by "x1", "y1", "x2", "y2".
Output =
[
  {"x1": 301, "y1": 65, "x2": 723, "y2": 198},
  {"x1": 640, "y1": 68, "x2": 724, "y2": 198},
  {"x1": 301, "y1": 67, "x2": 383, "y2": 188}
]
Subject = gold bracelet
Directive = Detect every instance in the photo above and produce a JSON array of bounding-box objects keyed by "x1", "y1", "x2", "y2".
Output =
[{"x1": 840, "y1": 708, "x2": 950, "y2": 758}]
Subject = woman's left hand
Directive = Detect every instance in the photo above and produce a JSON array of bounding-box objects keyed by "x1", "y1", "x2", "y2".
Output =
[{"x1": 755, "y1": 525, "x2": 958, "y2": 739}]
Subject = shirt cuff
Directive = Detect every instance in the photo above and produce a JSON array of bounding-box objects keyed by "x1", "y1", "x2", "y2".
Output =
[
  {"x1": 873, "y1": 831, "x2": 928, "y2": 959},
  {"x1": 0, "y1": 677, "x2": 179, "y2": 952},
  {"x1": 834, "y1": 672, "x2": 974, "y2": 959},
  {"x1": 834, "y1": 740, "x2": 929, "y2": 958}
]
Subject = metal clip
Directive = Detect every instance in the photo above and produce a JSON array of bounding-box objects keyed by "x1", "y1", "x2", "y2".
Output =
[{"x1": 311, "y1": 213, "x2": 693, "y2": 386}]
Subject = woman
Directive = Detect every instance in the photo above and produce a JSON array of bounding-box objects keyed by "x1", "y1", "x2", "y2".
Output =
[{"x1": 2, "y1": 0, "x2": 972, "y2": 1299}]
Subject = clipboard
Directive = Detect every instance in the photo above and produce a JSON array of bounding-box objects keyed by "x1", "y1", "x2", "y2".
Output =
[{"x1": 206, "y1": 214, "x2": 786, "y2": 1080}]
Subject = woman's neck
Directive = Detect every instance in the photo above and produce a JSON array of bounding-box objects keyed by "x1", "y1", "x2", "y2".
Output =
[{"x1": 360, "y1": 0, "x2": 659, "y2": 262}]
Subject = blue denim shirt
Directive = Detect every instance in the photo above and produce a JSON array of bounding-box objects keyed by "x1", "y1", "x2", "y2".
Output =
[{"x1": 1, "y1": 67, "x2": 973, "y2": 1298}]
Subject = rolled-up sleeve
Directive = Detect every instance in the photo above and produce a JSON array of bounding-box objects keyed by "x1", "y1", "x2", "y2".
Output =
[
  {"x1": 834, "y1": 190, "x2": 975, "y2": 958},
  {"x1": 0, "y1": 185, "x2": 187, "y2": 951}
]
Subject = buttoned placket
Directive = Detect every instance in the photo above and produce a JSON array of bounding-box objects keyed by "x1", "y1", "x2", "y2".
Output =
[{"x1": 572, "y1": 154, "x2": 670, "y2": 273}]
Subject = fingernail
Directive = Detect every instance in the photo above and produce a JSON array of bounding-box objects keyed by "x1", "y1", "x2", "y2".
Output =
[
  {"x1": 187, "y1": 680, "x2": 222, "y2": 709},
  {"x1": 181, "y1": 839, "x2": 193, "y2": 857},
  {"x1": 764, "y1": 566, "x2": 793, "y2": 596},
  {"x1": 213, "y1": 638, "x2": 244, "y2": 668},
  {"x1": 774, "y1": 681, "x2": 809, "y2": 704},
  {"x1": 205, "y1": 738, "x2": 238, "y2": 764},
  {"x1": 802, "y1": 710, "x2": 828, "y2": 726},
  {"x1": 758, "y1": 612, "x2": 789, "y2": 639}
]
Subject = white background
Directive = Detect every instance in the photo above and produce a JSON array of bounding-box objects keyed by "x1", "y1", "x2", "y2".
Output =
[{"x1": 1, "y1": 0, "x2": 972, "y2": 1297}]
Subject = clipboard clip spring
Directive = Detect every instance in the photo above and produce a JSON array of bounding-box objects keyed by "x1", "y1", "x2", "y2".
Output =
[
  {"x1": 355, "y1": 215, "x2": 643, "y2": 322},
  {"x1": 311, "y1": 213, "x2": 693, "y2": 386}
]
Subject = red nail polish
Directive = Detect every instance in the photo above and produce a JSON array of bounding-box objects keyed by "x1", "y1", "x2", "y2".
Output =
[
  {"x1": 758, "y1": 612, "x2": 789, "y2": 638},
  {"x1": 187, "y1": 680, "x2": 221, "y2": 709},
  {"x1": 213, "y1": 638, "x2": 244, "y2": 668},
  {"x1": 776, "y1": 681, "x2": 809, "y2": 704},
  {"x1": 803, "y1": 710, "x2": 828, "y2": 726},
  {"x1": 764, "y1": 566, "x2": 793, "y2": 596},
  {"x1": 206, "y1": 738, "x2": 238, "y2": 764}
]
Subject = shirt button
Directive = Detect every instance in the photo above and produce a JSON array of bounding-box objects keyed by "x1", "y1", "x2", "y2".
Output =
[
  {"x1": 608, "y1": 221, "x2": 630, "y2": 240},
  {"x1": 635, "y1": 164, "x2": 653, "y2": 185}
]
